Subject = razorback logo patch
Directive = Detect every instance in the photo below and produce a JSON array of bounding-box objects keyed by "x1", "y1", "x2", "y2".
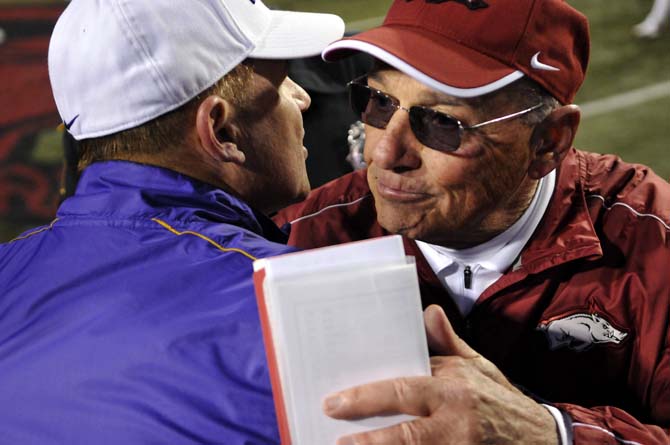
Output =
[
  {"x1": 537, "y1": 313, "x2": 628, "y2": 352},
  {"x1": 404, "y1": 0, "x2": 489, "y2": 10}
]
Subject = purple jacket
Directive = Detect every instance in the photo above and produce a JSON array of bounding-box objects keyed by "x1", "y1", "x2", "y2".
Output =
[{"x1": 0, "y1": 161, "x2": 292, "y2": 444}]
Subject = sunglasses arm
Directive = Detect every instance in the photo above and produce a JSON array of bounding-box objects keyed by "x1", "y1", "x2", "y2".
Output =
[{"x1": 466, "y1": 103, "x2": 543, "y2": 129}]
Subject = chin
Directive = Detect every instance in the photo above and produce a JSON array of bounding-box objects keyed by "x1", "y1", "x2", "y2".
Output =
[
  {"x1": 300, "y1": 176, "x2": 312, "y2": 196},
  {"x1": 264, "y1": 177, "x2": 310, "y2": 210},
  {"x1": 276, "y1": 184, "x2": 311, "y2": 211},
  {"x1": 290, "y1": 180, "x2": 310, "y2": 202},
  {"x1": 290, "y1": 189, "x2": 309, "y2": 205},
  {"x1": 377, "y1": 210, "x2": 425, "y2": 240}
]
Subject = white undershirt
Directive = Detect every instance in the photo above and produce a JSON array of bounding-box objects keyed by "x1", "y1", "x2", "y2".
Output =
[{"x1": 416, "y1": 170, "x2": 556, "y2": 317}]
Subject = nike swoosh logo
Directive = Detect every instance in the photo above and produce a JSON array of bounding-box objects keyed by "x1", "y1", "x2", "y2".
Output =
[
  {"x1": 530, "y1": 52, "x2": 560, "y2": 72},
  {"x1": 64, "y1": 115, "x2": 79, "y2": 130}
]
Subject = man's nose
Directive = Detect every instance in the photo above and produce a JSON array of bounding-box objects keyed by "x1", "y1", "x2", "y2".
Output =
[
  {"x1": 288, "y1": 77, "x2": 311, "y2": 112},
  {"x1": 367, "y1": 111, "x2": 422, "y2": 171}
]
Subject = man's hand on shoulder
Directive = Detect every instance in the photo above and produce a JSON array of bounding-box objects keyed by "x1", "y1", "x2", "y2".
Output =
[{"x1": 322, "y1": 305, "x2": 559, "y2": 445}]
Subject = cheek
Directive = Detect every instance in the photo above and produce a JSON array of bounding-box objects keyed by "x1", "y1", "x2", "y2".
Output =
[
  {"x1": 441, "y1": 139, "x2": 521, "y2": 191},
  {"x1": 479, "y1": 142, "x2": 531, "y2": 196},
  {"x1": 423, "y1": 152, "x2": 508, "y2": 219},
  {"x1": 277, "y1": 123, "x2": 310, "y2": 195},
  {"x1": 422, "y1": 152, "x2": 475, "y2": 198},
  {"x1": 362, "y1": 128, "x2": 384, "y2": 165}
]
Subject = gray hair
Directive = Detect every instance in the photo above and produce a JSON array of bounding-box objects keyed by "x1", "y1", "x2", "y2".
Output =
[
  {"x1": 504, "y1": 77, "x2": 560, "y2": 125},
  {"x1": 472, "y1": 77, "x2": 560, "y2": 127}
]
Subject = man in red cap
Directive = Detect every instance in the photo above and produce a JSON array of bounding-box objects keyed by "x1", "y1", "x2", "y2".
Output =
[{"x1": 275, "y1": 0, "x2": 670, "y2": 444}]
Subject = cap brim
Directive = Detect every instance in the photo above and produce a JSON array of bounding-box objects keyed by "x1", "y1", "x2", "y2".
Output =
[
  {"x1": 322, "y1": 26, "x2": 524, "y2": 98},
  {"x1": 251, "y1": 10, "x2": 345, "y2": 59}
]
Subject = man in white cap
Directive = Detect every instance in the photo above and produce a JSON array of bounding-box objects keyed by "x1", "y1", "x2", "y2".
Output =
[
  {"x1": 276, "y1": 0, "x2": 670, "y2": 444},
  {"x1": 0, "y1": 1, "x2": 342, "y2": 443}
]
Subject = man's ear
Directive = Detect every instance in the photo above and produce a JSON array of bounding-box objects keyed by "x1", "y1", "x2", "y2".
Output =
[
  {"x1": 527, "y1": 105, "x2": 581, "y2": 179},
  {"x1": 195, "y1": 95, "x2": 246, "y2": 165}
]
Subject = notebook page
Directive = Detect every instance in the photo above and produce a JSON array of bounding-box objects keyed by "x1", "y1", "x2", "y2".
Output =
[{"x1": 270, "y1": 262, "x2": 429, "y2": 445}]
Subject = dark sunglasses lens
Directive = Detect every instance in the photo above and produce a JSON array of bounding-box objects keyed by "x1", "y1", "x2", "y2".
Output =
[
  {"x1": 410, "y1": 107, "x2": 461, "y2": 152},
  {"x1": 349, "y1": 83, "x2": 396, "y2": 129},
  {"x1": 349, "y1": 83, "x2": 371, "y2": 115}
]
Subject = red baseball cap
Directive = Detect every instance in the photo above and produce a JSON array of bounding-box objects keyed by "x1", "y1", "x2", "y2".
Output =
[{"x1": 323, "y1": 0, "x2": 590, "y2": 104}]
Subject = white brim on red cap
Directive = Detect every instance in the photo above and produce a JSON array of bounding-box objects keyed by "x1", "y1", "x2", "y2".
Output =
[{"x1": 323, "y1": 39, "x2": 524, "y2": 98}]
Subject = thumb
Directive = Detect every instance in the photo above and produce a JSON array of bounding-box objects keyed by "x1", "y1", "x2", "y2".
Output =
[{"x1": 424, "y1": 305, "x2": 477, "y2": 358}]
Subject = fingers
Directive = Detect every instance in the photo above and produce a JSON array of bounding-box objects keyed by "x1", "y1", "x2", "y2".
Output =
[
  {"x1": 323, "y1": 377, "x2": 436, "y2": 420},
  {"x1": 423, "y1": 305, "x2": 477, "y2": 358},
  {"x1": 334, "y1": 416, "x2": 453, "y2": 445},
  {"x1": 331, "y1": 388, "x2": 559, "y2": 445}
]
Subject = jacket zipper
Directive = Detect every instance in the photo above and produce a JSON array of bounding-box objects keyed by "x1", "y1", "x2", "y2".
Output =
[{"x1": 464, "y1": 265, "x2": 472, "y2": 290}]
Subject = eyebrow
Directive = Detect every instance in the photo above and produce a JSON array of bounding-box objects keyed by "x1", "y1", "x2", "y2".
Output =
[{"x1": 367, "y1": 71, "x2": 468, "y2": 107}]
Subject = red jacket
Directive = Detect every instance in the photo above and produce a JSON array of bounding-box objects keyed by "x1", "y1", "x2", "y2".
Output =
[{"x1": 275, "y1": 148, "x2": 670, "y2": 445}]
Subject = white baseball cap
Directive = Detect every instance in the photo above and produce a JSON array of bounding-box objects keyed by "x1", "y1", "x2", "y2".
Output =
[{"x1": 48, "y1": 0, "x2": 345, "y2": 140}]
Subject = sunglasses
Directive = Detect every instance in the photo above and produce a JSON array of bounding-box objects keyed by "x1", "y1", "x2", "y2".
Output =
[{"x1": 347, "y1": 76, "x2": 543, "y2": 153}]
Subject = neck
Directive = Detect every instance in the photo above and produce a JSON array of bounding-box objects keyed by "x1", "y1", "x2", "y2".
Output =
[{"x1": 111, "y1": 150, "x2": 241, "y2": 197}]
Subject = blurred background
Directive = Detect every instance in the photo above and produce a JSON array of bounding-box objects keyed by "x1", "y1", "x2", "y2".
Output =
[{"x1": 0, "y1": 0, "x2": 668, "y2": 242}]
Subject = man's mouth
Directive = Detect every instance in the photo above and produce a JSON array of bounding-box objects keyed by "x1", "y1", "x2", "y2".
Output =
[{"x1": 375, "y1": 178, "x2": 429, "y2": 202}]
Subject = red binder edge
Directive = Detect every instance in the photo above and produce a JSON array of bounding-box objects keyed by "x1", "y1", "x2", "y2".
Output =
[{"x1": 253, "y1": 267, "x2": 292, "y2": 445}]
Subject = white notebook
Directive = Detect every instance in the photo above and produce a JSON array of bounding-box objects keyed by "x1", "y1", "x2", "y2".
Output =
[{"x1": 253, "y1": 235, "x2": 430, "y2": 445}]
